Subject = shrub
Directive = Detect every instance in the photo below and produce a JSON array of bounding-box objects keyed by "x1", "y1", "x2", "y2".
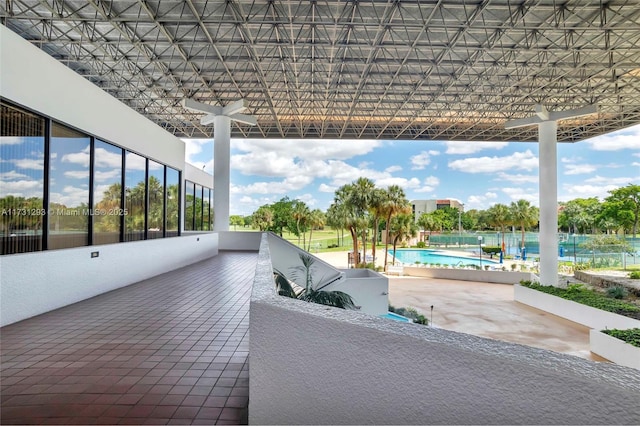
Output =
[
  {"x1": 601, "y1": 328, "x2": 640, "y2": 348},
  {"x1": 416, "y1": 241, "x2": 426, "y2": 248},
  {"x1": 510, "y1": 263, "x2": 518, "y2": 271},
  {"x1": 630, "y1": 271, "x2": 640, "y2": 279},
  {"x1": 519, "y1": 280, "x2": 640, "y2": 319},
  {"x1": 482, "y1": 246, "x2": 501, "y2": 256},
  {"x1": 606, "y1": 286, "x2": 628, "y2": 299}
]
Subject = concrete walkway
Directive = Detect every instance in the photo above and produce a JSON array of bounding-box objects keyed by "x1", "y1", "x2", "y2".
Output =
[{"x1": 315, "y1": 250, "x2": 605, "y2": 361}]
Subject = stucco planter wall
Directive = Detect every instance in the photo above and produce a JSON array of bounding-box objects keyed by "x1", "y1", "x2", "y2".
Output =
[
  {"x1": 403, "y1": 266, "x2": 533, "y2": 284},
  {"x1": 590, "y1": 330, "x2": 640, "y2": 370},
  {"x1": 514, "y1": 284, "x2": 640, "y2": 330}
]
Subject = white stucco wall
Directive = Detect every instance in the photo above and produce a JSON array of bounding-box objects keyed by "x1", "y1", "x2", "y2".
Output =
[
  {"x1": 514, "y1": 284, "x2": 640, "y2": 330},
  {"x1": 326, "y1": 269, "x2": 388, "y2": 315},
  {"x1": 218, "y1": 231, "x2": 262, "y2": 251},
  {"x1": 403, "y1": 265, "x2": 533, "y2": 284},
  {"x1": 251, "y1": 234, "x2": 640, "y2": 425},
  {"x1": 184, "y1": 163, "x2": 214, "y2": 188},
  {"x1": 1, "y1": 234, "x2": 218, "y2": 327},
  {"x1": 590, "y1": 330, "x2": 640, "y2": 370},
  {"x1": 0, "y1": 25, "x2": 184, "y2": 170}
]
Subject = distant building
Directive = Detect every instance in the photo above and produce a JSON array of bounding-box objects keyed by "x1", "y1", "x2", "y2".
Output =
[{"x1": 410, "y1": 199, "x2": 464, "y2": 222}]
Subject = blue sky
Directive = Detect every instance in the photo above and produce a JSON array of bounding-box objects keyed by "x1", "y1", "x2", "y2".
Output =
[{"x1": 183, "y1": 124, "x2": 640, "y2": 217}]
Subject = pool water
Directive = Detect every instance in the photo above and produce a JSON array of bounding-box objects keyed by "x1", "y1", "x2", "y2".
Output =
[
  {"x1": 380, "y1": 312, "x2": 412, "y2": 322},
  {"x1": 389, "y1": 249, "x2": 498, "y2": 267}
]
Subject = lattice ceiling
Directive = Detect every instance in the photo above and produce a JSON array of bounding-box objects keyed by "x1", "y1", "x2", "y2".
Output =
[{"x1": 2, "y1": 0, "x2": 640, "y2": 142}]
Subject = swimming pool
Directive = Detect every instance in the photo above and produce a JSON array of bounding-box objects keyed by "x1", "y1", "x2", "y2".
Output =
[
  {"x1": 389, "y1": 249, "x2": 498, "y2": 267},
  {"x1": 379, "y1": 312, "x2": 412, "y2": 322}
]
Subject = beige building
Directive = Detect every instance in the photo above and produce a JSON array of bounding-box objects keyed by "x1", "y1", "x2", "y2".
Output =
[{"x1": 411, "y1": 199, "x2": 464, "y2": 221}]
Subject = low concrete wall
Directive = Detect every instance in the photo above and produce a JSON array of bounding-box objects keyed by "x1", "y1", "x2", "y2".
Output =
[
  {"x1": 514, "y1": 284, "x2": 640, "y2": 330},
  {"x1": 403, "y1": 266, "x2": 533, "y2": 284},
  {"x1": 1, "y1": 234, "x2": 218, "y2": 326},
  {"x1": 251, "y1": 234, "x2": 640, "y2": 425},
  {"x1": 218, "y1": 231, "x2": 262, "y2": 251},
  {"x1": 326, "y1": 269, "x2": 388, "y2": 316},
  {"x1": 590, "y1": 330, "x2": 640, "y2": 370}
]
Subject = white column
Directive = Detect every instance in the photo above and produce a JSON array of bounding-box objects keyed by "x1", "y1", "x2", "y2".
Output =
[
  {"x1": 213, "y1": 115, "x2": 230, "y2": 232},
  {"x1": 538, "y1": 120, "x2": 558, "y2": 286}
]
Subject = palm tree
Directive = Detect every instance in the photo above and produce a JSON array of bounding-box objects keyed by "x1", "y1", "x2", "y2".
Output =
[
  {"x1": 417, "y1": 212, "x2": 440, "y2": 246},
  {"x1": 509, "y1": 200, "x2": 539, "y2": 251},
  {"x1": 306, "y1": 209, "x2": 326, "y2": 251},
  {"x1": 330, "y1": 185, "x2": 360, "y2": 262},
  {"x1": 381, "y1": 185, "x2": 410, "y2": 269},
  {"x1": 275, "y1": 253, "x2": 355, "y2": 309},
  {"x1": 486, "y1": 203, "x2": 511, "y2": 252},
  {"x1": 369, "y1": 188, "x2": 385, "y2": 263},
  {"x1": 388, "y1": 213, "x2": 418, "y2": 265},
  {"x1": 291, "y1": 200, "x2": 310, "y2": 247},
  {"x1": 351, "y1": 177, "x2": 376, "y2": 264}
]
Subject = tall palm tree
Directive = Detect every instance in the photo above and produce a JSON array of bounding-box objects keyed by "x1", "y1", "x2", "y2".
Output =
[
  {"x1": 291, "y1": 200, "x2": 310, "y2": 247},
  {"x1": 388, "y1": 213, "x2": 418, "y2": 265},
  {"x1": 369, "y1": 188, "x2": 385, "y2": 263},
  {"x1": 330, "y1": 184, "x2": 360, "y2": 262},
  {"x1": 306, "y1": 209, "x2": 325, "y2": 251},
  {"x1": 351, "y1": 177, "x2": 376, "y2": 264},
  {"x1": 509, "y1": 199, "x2": 539, "y2": 250},
  {"x1": 381, "y1": 185, "x2": 410, "y2": 269},
  {"x1": 417, "y1": 212, "x2": 440, "y2": 246},
  {"x1": 486, "y1": 203, "x2": 511, "y2": 251}
]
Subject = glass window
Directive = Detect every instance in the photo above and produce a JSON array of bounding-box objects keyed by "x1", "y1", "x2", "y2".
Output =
[
  {"x1": 194, "y1": 184, "x2": 203, "y2": 230},
  {"x1": 166, "y1": 168, "x2": 179, "y2": 237},
  {"x1": 93, "y1": 140, "x2": 123, "y2": 245},
  {"x1": 124, "y1": 152, "x2": 146, "y2": 241},
  {"x1": 203, "y1": 188, "x2": 211, "y2": 231},
  {"x1": 48, "y1": 123, "x2": 90, "y2": 249},
  {"x1": 0, "y1": 102, "x2": 46, "y2": 255},
  {"x1": 184, "y1": 181, "x2": 195, "y2": 231},
  {"x1": 147, "y1": 160, "x2": 164, "y2": 239},
  {"x1": 210, "y1": 188, "x2": 214, "y2": 230}
]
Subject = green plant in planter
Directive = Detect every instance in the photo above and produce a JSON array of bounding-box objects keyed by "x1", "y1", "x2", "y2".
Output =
[
  {"x1": 601, "y1": 328, "x2": 640, "y2": 348},
  {"x1": 275, "y1": 253, "x2": 356, "y2": 309},
  {"x1": 630, "y1": 271, "x2": 640, "y2": 279},
  {"x1": 606, "y1": 286, "x2": 628, "y2": 299}
]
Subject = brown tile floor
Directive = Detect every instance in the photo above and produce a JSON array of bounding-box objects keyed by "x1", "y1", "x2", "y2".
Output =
[{"x1": 1, "y1": 251, "x2": 256, "y2": 425}]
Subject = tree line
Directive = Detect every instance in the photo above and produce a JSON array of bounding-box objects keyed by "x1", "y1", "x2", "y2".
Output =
[{"x1": 234, "y1": 183, "x2": 639, "y2": 260}]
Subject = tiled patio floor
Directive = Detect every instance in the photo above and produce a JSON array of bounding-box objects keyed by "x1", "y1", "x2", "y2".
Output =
[{"x1": 1, "y1": 251, "x2": 256, "y2": 425}]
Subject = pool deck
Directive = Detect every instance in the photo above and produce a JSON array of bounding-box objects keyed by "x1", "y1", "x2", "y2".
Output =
[{"x1": 315, "y1": 250, "x2": 605, "y2": 362}]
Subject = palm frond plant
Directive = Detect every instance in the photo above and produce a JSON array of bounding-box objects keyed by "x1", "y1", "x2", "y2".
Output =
[{"x1": 274, "y1": 253, "x2": 356, "y2": 310}]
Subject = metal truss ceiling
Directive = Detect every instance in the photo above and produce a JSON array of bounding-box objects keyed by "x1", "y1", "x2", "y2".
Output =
[{"x1": 2, "y1": 0, "x2": 640, "y2": 142}]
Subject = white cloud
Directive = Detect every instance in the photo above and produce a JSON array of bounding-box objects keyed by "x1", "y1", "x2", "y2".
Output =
[
  {"x1": 95, "y1": 170, "x2": 121, "y2": 182},
  {"x1": 296, "y1": 193, "x2": 317, "y2": 206},
  {"x1": 61, "y1": 146, "x2": 90, "y2": 167},
  {"x1": 94, "y1": 147, "x2": 124, "y2": 168},
  {"x1": 584, "y1": 126, "x2": 640, "y2": 151},
  {"x1": 385, "y1": 165, "x2": 402, "y2": 173},
  {"x1": 466, "y1": 192, "x2": 498, "y2": 209},
  {"x1": 448, "y1": 150, "x2": 538, "y2": 173},
  {"x1": 584, "y1": 175, "x2": 639, "y2": 185},
  {"x1": 182, "y1": 138, "x2": 211, "y2": 163},
  {"x1": 495, "y1": 172, "x2": 538, "y2": 184},
  {"x1": 423, "y1": 176, "x2": 440, "y2": 186},
  {"x1": 410, "y1": 151, "x2": 438, "y2": 170},
  {"x1": 13, "y1": 158, "x2": 44, "y2": 170},
  {"x1": 0, "y1": 136, "x2": 27, "y2": 145},
  {"x1": 318, "y1": 183, "x2": 336, "y2": 193},
  {"x1": 0, "y1": 170, "x2": 29, "y2": 180},
  {"x1": 561, "y1": 183, "x2": 619, "y2": 200},
  {"x1": 376, "y1": 177, "x2": 421, "y2": 189},
  {"x1": 64, "y1": 170, "x2": 89, "y2": 179},
  {"x1": 232, "y1": 138, "x2": 382, "y2": 161},
  {"x1": 0, "y1": 179, "x2": 42, "y2": 196},
  {"x1": 501, "y1": 187, "x2": 539, "y2": 204},
  {"x1": 125, "y1": 152, "x2": 147, "y2": 170},
  {"x1": 564, "y1": 164, "x2": 597, "y2": 175},
  {"x1": 445, "y1": 141, "x2": 508, "y2": 155}
]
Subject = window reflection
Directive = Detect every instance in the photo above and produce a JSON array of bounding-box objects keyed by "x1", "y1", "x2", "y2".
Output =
[
  {"x1": 48, "y1": 123, "x2": 90, "y2": 249},
  {"x1": 148, "y1": 160, "x2": 164, "y2": 239},
  {"x1": 0, "y1": 103, "x2": 45, "y2": 254},
  {"x1": 93, "y1": 140, "x2": 123, "y2": 245},
  {"x1": 166, "y1": 168, "x2": 179, "y2": 237},
  {"x1": 195, "y1": 184, "x2": 203, "y2": 230},
  {"x1": 125, "y1": 152, "x2": 146, "y2": 241},
  {"x1": 184, "y1": 181, "x2": 195, "y2": 231}
]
